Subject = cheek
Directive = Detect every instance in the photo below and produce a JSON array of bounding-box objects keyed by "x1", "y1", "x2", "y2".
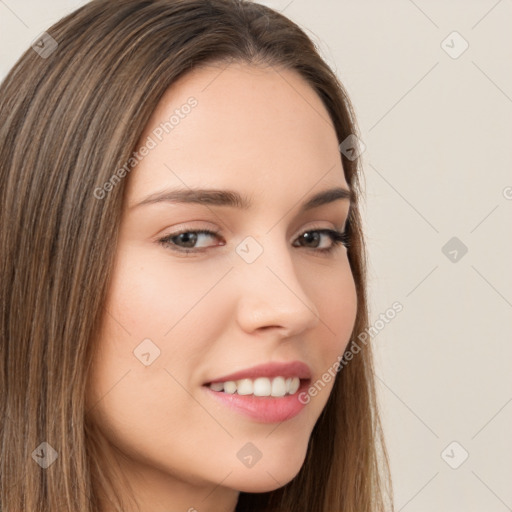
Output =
[
  {"x1": 329, "y1": 268, "x2": 358, "y2": 350},
  {"x1": 298, "y1": 259, "x2": 357, "y2": 407},
  {"x1": 85, "y1": 249, "x2": 233, "y2": 481},
  {"x1": 307, "y1": 257, "x2": 358, "y2": 353},
  {"x1": 100, "y1": 241, "x2": 236, "y2": 368},
  {"x1": 85, "y1": 244, "x2": 211, "y2": 413},
  {"x1": 87, "y1": 240, "x2": 238, "y2": 399}
]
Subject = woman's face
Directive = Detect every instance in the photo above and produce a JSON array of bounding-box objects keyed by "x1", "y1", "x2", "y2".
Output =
[{"x1": 87, "y1": 61, "x2": 357, "y2": 511}]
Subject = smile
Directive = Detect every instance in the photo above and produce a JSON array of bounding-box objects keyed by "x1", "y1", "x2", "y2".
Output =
[{"x1": 207, "y1": 376, "x2": 301, "y2": 397}]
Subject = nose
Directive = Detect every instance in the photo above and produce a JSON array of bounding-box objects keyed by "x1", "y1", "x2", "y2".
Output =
[{"x1": 233, "y1": 235, "x2": 321, "y2": 338}]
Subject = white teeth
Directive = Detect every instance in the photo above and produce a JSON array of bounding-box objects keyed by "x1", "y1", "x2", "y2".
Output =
[
  {"x1": 271, "y1": 376, "x2": 287, "y2": 397},
  {"x1": 253, "y1": 377, "x2": 271, "y2": 396},
  {"x1": 208, "y1": 376, "x2": 301, "y2": 397},
  {"x1": 209, "y1": 382, "x2": 224, "y2": 392},
  {"x1": 287, "y1": 376, "x2": 300, "y2": 394},
  {"x1": 237, "y1": 378, "x2": 253, "y2": 395},
  {"x1": 223, "y1": 381, "x2": 237, "y2": 394}
]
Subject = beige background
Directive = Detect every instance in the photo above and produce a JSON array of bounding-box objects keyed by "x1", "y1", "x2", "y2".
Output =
[{"x1": 1, "y1": 1, "x2": 511, "y2": 510}]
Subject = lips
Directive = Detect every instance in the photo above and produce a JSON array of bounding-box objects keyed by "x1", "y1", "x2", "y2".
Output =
[
  {"x1": 204, "y1": 360, "x2": 312, "y2": 385},
  {"x1": 203, "y1": 376, "x2": 311, "y2": 423}
]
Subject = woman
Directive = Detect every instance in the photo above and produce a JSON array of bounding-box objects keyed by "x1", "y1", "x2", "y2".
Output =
[{"x1": 0, "y1": 1, "x2": 393, "y2": 511}]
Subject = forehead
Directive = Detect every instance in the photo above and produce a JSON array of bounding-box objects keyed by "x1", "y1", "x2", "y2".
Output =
[{"x1": 125, "y1": 61, "x2": 348, "y2": 205}]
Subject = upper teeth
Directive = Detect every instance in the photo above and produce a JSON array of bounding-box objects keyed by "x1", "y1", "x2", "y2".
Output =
[{"x1": 208, "y1": 376, "x2": 301, "y2": 397}]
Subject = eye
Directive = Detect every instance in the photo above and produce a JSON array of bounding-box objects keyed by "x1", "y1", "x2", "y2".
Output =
[
  {"x1": 157, "y1": 227, "x2": 349, "y2": 256},
  {"x1": 158, "y1": 229, "x2": 223, "y2": 254},
  {"x1": 292, "y1": 228, "x2": 349, "y2": 254}
]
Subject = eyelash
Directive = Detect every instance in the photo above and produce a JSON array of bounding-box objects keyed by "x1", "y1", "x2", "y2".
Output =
[{"x1": 157, "y1": 227, "x2": 349, "y2": 256}]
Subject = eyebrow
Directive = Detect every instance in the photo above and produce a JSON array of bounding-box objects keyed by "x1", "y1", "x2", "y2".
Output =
[{"x1": 130, "y1": 186, "x2": 352, "y2": 213}]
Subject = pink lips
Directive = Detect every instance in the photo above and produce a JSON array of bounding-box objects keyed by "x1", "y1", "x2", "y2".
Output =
[
  {"x1": 202, "y1": 360, "x2": 312, "y2": 424},
  {"x1": 205, "y1": 360, "x2": 312, "y2": 384}
]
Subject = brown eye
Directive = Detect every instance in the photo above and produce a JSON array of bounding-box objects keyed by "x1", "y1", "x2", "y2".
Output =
[
  {"x1": 293, "y1": 229, "x2": 349, "y2": 253},
  {"x1": 158, "y1": 229, "x2": 222, "y2": 253}
]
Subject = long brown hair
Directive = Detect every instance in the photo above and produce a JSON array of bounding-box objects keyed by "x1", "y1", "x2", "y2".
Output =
[{"x1": 0, "y1": 1, "x2": 393, "y2": 510}]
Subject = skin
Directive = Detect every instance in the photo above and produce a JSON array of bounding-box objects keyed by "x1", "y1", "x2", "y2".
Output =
[{"x1": 86, "y1": 61, "x2": 357, "y2": 512}]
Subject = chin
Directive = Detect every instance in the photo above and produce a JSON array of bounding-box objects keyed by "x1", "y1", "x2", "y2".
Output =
[
  {"x1": 234, "y1": 472, "x2": 300, "y2": 493},
  {"x1": 230, "y1": 453, "x2": 306, "y2": 493}
]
